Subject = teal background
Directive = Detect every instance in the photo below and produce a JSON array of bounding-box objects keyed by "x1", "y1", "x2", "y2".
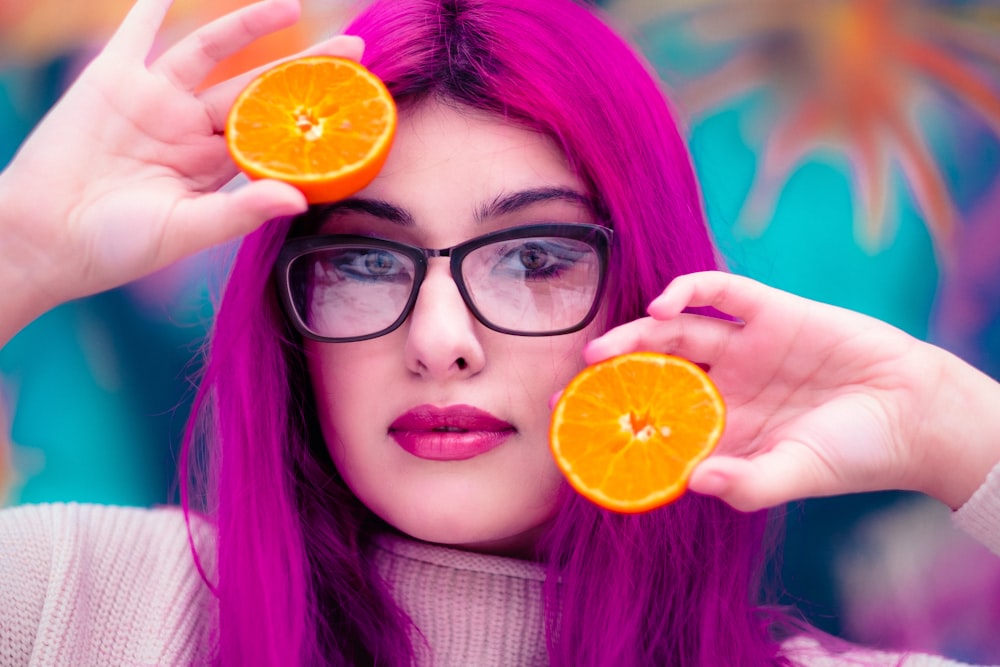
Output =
[
  {"x1": 1, "y1": 57, "x2": 211, "y2": 507},
  {"x1": 690, "y1": 106, "x2": 941, "y2": 340}
]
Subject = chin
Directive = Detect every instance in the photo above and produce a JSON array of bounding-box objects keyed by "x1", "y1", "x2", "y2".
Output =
[{"x1": 386, "y1": 502, "x2": 557, "y2": 558}]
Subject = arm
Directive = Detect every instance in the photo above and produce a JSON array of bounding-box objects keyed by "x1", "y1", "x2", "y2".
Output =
[
  {"x1": 0, "y1": 0, "x2": 364, "y2": 346},
  {"x1": 585, "y1": 271, "x2": 1000, "y2": 513}
]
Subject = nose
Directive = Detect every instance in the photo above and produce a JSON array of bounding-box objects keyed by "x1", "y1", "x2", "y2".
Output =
[{"x1": 403, "y1": 260, "x2": 486, "y2": 379}]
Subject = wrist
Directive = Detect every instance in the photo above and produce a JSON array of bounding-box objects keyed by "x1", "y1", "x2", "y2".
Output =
[
  {"x1": 0, "y1": 171, "x2": 62, "y2": 346},
  {"x1": 916, "y1": 343, "x2": 1000, "y2": 509}
]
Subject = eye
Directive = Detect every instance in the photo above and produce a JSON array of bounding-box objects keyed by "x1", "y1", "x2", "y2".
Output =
[
  {"x1": 490, "y1": 239, "x2": 588, "y2": 280},
  {"x1": 363, "y1": 250, "x2": 398, "y2": 275},
  {"x1": 517, "y1": 244, "x2": 549, "y2": 271},
  {"x1": 326, "y1": 248, "x2": 410, "y2": 283}
]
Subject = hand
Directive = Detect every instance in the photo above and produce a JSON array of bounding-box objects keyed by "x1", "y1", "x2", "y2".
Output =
[
  {"x1": 585, "y1": 271, "x2": 1000, "y2": 512},
  {"x1": 0, "y1": 0, "x2": 363, "y2": 342}
]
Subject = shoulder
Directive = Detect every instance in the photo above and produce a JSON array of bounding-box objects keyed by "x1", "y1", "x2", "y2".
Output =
[
  {"x1": 0, "y1": 502, "x2": 217, "y2": 665},
  {"x1": 0, "y1": 500, "x2": 211, "y2": 542},
  {"x1": 0, "y1": 502, "x2": 216, "y2": 586},
  {"x1": 781, "y1": 636, "x2": 990, "y2": 667}
]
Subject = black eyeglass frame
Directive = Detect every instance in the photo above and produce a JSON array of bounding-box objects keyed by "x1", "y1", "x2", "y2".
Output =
[{"x1": 274, "y1": 222, "x2": 614, "y2": 343}]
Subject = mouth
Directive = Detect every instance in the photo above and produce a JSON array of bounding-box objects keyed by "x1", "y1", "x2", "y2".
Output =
[{"x1": 389, "y1": 404, "x2": 516, "y2": 461}]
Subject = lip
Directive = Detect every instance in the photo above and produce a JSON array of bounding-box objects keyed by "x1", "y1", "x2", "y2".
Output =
[{"x1": 389, "y1": 404, "x2": 516, "y2": 461}]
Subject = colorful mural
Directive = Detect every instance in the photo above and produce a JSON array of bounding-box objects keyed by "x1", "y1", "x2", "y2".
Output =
[
  {"x1": 627, "y1": 0, "x2": 1000, "y2": 254},
  {"x1": 616, "y1": 0, "x2": 1000, "y2": 355}
]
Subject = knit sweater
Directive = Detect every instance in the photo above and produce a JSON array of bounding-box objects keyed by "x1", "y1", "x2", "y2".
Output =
[{"x1": 3, "y1": 465, "x2": 1000, "y2": 666}]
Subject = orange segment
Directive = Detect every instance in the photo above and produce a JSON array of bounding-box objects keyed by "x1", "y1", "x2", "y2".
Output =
[
  {"x1": 550, "y1": 352, "x2": 725, "y2": 513},
  {"x1": 225, "y1": 56, "x2": 397, "y2": 204}
]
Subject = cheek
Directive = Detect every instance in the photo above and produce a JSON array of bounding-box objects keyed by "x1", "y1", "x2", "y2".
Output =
[
  {"x1": 518, "y1": 326, "x2": 597, "y2": 384},
  {"x1": 306, "y1": 354, "x2": 386, "y2": 511},
  {"x1": 494, "y1": 332, "x2": 593, "y2": 431},
  {"x1": 303, "y1": 341, "x2": 380, "y2": 455},
  {"x1": 306, "y1": 355, "x2": 342, "y2": 463}
]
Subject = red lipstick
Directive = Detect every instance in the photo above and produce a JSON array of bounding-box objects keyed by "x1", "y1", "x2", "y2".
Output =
[{"x1": 389, "y1": 404, "x2": 515, "y2": 461}]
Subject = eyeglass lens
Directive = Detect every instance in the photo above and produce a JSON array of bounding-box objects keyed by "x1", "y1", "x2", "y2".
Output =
[
  {"x1": 461, "y1": 237, "x2": 600, "y2": 332},
  {"x1": 287, "y1": 235, "x2": 602, "y2": 339}
]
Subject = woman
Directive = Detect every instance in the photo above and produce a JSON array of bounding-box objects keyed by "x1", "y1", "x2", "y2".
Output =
[{"x1": 1, "y1": 0, "x2": 997, "y2": 665}]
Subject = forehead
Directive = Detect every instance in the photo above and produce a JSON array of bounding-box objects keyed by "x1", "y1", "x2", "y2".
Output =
[{"x1": 353, "y1": 100, "x2": 588, "y2": 224}]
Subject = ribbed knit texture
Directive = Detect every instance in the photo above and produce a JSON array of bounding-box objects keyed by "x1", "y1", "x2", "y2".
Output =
[
  {"x1": 2, "y1": 461, "x2": 999, "y2": 666},
  {"x1": 780, "y1": 636, "x2": 989, "y2": 666},
  {"x1": 954, "y1": 462, "x2": 1000, "y2": 557},
  {"x1": 373, "y1": 533, "x2": 549, "y2": 666},
  {"x1": 0, "y1": 503, "x2": 217, "y2": 666}
]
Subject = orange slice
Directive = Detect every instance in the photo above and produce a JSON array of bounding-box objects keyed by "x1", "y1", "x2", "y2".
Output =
[
  {"x1": 225, "y1": 56, "x2": 397, "y2": 204},
  {"x1": 550, "y1": 352, "x2": 725, "y2": 513}
]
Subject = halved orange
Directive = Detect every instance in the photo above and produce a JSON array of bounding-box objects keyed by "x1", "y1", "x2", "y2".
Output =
[
  {"x1": 550, "y1": 352, "x2": 725, "y2": 513},
  {"x1": 225, "y1": 56, "x2": 397, "y2": 204}
]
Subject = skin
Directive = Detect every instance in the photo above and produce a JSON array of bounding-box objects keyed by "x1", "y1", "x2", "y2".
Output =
[
  {"x1": 0, "y1": 0, "x2": 997, "y2": 537},
  {"x1": 588, "y1": 272, "x2": 1000, "y2": 512},
  {"x1": 306, "y1": 101, "x2": 601, "y2": 556},
  {"x1": 0, "y1": 0, "x2": 355, "y2": 345}
]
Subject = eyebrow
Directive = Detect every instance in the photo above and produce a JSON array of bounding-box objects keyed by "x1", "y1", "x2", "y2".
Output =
[
  {"x1": 475, "y1": 187, "x2": 593, "y2": 222},
  {"x1": 312, "y1": 197, "x2": 415, "y2": 227},
  {"x1": 309, "y1": 187, "x2": 593, "y2": 229}
]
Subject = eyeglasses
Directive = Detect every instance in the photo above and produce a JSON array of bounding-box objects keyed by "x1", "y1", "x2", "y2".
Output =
[{"x1": 275, "y1": 223, "x2": 613, "y2": 342}]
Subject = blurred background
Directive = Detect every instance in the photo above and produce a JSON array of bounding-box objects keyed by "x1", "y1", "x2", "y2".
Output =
[{"x1": 1, "y1": 0, "x2": 998, "y2": 662}]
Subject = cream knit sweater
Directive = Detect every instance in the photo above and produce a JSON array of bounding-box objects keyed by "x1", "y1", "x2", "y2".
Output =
[{"x1": 2, "y1": 464, "x2": 1000, "y2": 666}]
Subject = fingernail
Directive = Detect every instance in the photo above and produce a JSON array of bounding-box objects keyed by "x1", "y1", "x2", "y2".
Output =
[
  {"x1": 646, "y1": 298, "x2": 669, "y2": 317},
  {"x1": 335, "y1": 34, "x2": 366, "y2": 57},
  {"x1": 691, "y1": 470, "x2": 730, "y2": 497}
]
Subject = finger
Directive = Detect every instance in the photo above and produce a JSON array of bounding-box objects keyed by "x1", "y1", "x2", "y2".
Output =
[
  {"x1": 688, "y1": 449, "x2": 839, "y2": 512},
  {"x1": 163, "y1": 179, "x2": 306, "y2": 255},
  {"x1": 648, "y1": 271, "x2": 777, "y2": 323},
  {"x1": 199, "y1": 34, "x2": 366, "y2": 131},
  {"x1": 152, "y1": 0, "x2": 302, "y2": 92},
  {"x1": 298, "y1": 32, "x2": 365, "y2": 62},
  {"x1": 549, "y1": 390, "x2": 563, "y2": 410},
  {"x1": 584, "y1": 313, "x2": 742, "y2": 366},
  {"x1": 103, "y1": 0, "x2": 175, "y2": 61}
]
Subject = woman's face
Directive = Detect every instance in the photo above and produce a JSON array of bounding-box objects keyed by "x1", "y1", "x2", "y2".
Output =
[{"x1": 305, "y1": 101, "x2": 602, "y2": 555}]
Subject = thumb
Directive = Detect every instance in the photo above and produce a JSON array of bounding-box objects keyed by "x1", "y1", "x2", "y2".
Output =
[
  {"x1": 688, "y1": 447, "x2": 839, "y2": 512},
  {"x1": 166, "y1": 178, "x2": 307, "y2": 253}
]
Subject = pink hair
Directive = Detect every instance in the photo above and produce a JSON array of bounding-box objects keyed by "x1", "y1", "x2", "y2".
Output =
[{"x1": 183, "y1": 0, "x2": 819, "y2": 663}]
